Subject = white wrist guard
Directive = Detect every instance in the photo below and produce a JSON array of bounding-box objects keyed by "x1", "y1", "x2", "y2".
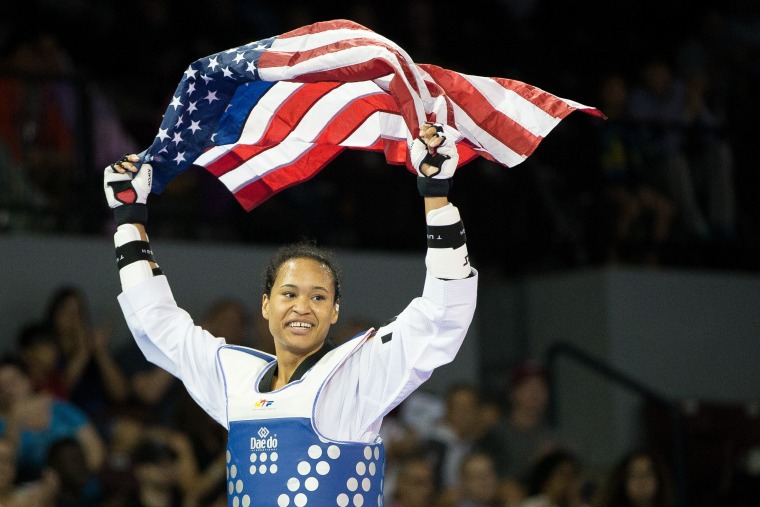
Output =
[
  {"x1": 425, "y1": 204, "x2": 471, "y2": 280},
  {"x1": 114, "y1": 224, "x2": 161, "y2": 291}
]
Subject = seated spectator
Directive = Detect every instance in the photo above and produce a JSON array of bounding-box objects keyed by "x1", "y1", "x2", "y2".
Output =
[
  {"x1": 521, "y1": 449, "x2": 589, "y2": 507},
  {"x1": 0, "y1": 436, "x2": 58, "y2": 506},
  {"x1": 592, "y1": 448, "x2": 676, "y2": 507},
  {"x1": 44, "y1": 285, "x2": 129, "y2": 430},
  {"x1": 15, "y1": 321, "x2": 66, "y2": 398},
  {"x1": 386, "y1": 453, "x2": 438, "y2": 507},
  {"x1": 118, "y1": 436, "x2": 187, "y2": 507},
  {"x1": 199, "y1": 297, "x2": 252, "y2": 347},
  {"x1": 492, "y1": 361, "x2": 563, "y2": 493},
  {"x1": 423, "y1": 383, "x2": 494, "y2": 492},
  {"x1": 0, "y1": 357, "x2": 105, "y2": 483},
  {"x1": 450, "y1": 451, "x2": 504, "y2": 507},
  {"x1": 45, "y1": 436, "x2": 103, "y2": 506},
  {"x1": 594, "y1": 73, "x2": 675, "y2": 265}
]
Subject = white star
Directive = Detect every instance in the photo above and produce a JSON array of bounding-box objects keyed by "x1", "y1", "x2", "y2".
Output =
[
  {"x1": 246, "y1": 61, "x2": 257, "y2": 75},
  {"x1": 207, "y1": 56, "x2": 220, "y2": 71},
  {"x1": 205, "y1": 90, "x2": 219, "y2": 103},
  {"x1": 233, "y1": 52, "x2": 246, "y2": 64},
  {"x1": 188, "y1": 120, "x2": 202, "y2": 134},
  {"x1": 156, "y1": 128, "x2": 170, "y2": 142},
  {"x1": 159, "y1": 146, "x2": 168, "y2": 154},
  {"x1": 172, "y1": 132, "x2": 183, "y2": 145},
  {"x1": 184, "y1": 66, "x2": 197, "y2": 80},
  {"x1": 173, "y1": 152, "x2": 186, "y2": 164},
  {"x1": 187, "y1": 82, "x2": 196, "y2": 95},
  {"x1": 222, "y1": 66, "x2": 233, "y2": 78},
  {"x1": 211, "y1": 133, "x2": 217, "y2": 142},
  {"x1": 169, "y1": 95, "x2": 183, "y2": 110},
  {"x1": 175, "y1": 115, "x2": 184, "y2": 128},
  {"x1": 187, "y1": 101, "x2": 198, "y2": 114},
  {"x1": 201, "y1": 73, "x2": 213, "y2": 84}
]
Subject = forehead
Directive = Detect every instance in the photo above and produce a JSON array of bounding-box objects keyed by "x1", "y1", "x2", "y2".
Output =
[{"x1": 275, "y1": 258, "x2": 334, "y2": 287}]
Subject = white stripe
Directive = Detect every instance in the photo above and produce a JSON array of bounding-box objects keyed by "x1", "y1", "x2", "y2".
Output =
[
  {"x1": 194, "y1": 81, "x2": 304, "y2": 167},
  {"x1": 270, "y1": 27, "x2": 403, "y2": 54},
  {"x1": 459, "y1": 73, "x2": 562, "y2": 138},
  {"x1": 340, "y1": 111, "x2": 408, "y2": 147},
  {"x1": 283, "y1": 81, "x2": 386, "y2": 143},
  {"x1": 259, "y1": 44, "x2": 428, "y2": 120},
  {"x1": 450, "y1": 102, "x2": 527, "y2": 167},
  {"x1": 219, "y1": 142, "x2": 313, "y2": 193}
]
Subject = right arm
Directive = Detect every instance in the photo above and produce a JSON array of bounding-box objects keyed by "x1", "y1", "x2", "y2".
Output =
[{"x1": 104, "y1": 155, "x2": 228, "y2": 427}]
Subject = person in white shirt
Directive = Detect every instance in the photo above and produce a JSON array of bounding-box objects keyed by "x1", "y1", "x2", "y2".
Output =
[{"x1": 103, "y1": 123, "x2": 478, "y2": 507}]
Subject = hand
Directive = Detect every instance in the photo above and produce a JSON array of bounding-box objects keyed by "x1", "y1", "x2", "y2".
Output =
[
  {"x1": 104, "y1": 154, "x2": 152, "y2": 225},
  {"x1": 411, "y1": 123, "x2": 459, "y2": 197}
]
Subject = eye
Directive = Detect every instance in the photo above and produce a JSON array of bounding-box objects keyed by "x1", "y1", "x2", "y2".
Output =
[
  {"x1": 282, "y1": 291, "x2": 295, "y2": 298},
  {"x1": 312, "y1": 294, "x2": 326, "y2": 301}
]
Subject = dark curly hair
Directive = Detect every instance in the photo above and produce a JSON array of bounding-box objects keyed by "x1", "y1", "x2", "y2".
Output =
[{"x1": 262, "y1": 239, "x2": 342, "y2": 302}]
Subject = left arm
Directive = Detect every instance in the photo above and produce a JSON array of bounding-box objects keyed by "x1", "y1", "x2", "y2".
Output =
[{"x1": 316, "y1": 124, "x2": 478, "y2": 441}]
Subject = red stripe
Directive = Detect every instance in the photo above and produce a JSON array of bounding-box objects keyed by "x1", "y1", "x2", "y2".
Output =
[
  {"x1": 205, "y1": 81, "x2": 343, "y2": 176},
  {"x1": 421, "y1": 64, "x2": 543, "y2": 157},
  {"x1": 233, "y1": 144, "x2": 345, "y2": 211}
]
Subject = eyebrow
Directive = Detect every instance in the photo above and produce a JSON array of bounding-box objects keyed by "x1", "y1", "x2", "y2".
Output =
[{"x1": 279, "y1": 283, "x2": 329, "y2": 292}]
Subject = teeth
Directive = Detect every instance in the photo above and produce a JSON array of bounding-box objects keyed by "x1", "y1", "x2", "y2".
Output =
[{"x1": 289, "y1": 322, "x2": 312, "y2": 328}]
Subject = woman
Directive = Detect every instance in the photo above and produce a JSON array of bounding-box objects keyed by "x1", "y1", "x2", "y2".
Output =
[
  {"x1": 104, "y1": 123, "x2": 477, "y2": 506},
  {"x1": 592, "y1": 449, "x2": 675, "y2": 507}
]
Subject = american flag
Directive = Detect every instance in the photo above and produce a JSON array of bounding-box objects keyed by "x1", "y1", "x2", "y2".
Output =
[{"x1": 143, "y1": 19, "x2": 603, "y2": 211}]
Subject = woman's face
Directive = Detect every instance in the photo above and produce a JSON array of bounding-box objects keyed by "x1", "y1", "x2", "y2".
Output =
[
  {"x1": 54, "y1": 293, "x2": 85, "y2": 331},
  {"x1": 0, "y1": 365, "x2": 32, "y2": 406},
  {"x1": 262, "y1": 258, "x2": 339, "y2": 358},
  {"x1": 626, "y1": 455, "x2": 658, "y2": 504}
]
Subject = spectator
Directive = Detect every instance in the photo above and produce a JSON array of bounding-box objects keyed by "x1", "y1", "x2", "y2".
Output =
[
  {"x1": 44, "y1": 285, "x2": 130, "y2": 430},
  {"x1": 45, "y1": 436, "x2": 104, "y2": 506},
  {"x1": 521, "y1": 449, "x2": 589, "y2": 507},
  {"x1": 594, "y1": 73, "x2": 675, "y2": 265},
  {"x1": 627, "y1": 57, "x2": 736, "y2": 244},
  {"x1": 452, "y1": 451, "x2": 504, "y2": 507},
  {"x1": 491, "y1": 361, "x2": 563, "y2": 493},
  {"x1": 0, "y1": 436, "x2": 58, "y2": 506},
  {"x1": 386, "y1": 454, "x2": 438, "y2": 507},
  {"x1": 0, "y1": 357, "x2": 106, "y2": 483},
  {"x1": 424, "y1": 384, "x2": 489, "y2": 492},
  {"x1": 118, "y1": 435, "x2": 186, "y2": 507},
  {"x1": 592, "y1": 448, "x2": 676, "y2": 507},
  {"x1": 199, "y1": 297, "x2": 252, "y2": 347},
  {"x1": 15, "y1": 321, "x2": 66, "y2": 399}
]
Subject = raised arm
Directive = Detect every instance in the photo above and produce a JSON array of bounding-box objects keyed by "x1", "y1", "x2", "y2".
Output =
[{"x1": 103, "y1": 156, "x2": 228, "y2": 426}]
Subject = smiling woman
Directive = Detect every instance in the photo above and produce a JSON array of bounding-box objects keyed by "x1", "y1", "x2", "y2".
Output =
[{"x1": 104, "y1": 122, "x2": 478, "y2": 506}]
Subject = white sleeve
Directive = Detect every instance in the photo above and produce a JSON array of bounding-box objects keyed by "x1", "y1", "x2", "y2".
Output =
[
  {"x1": 315, "y1": 269, "x2": 478, "y2": 441},
  {"x1": 117, "y1": 275, "x2": 228, "y2": 427}
]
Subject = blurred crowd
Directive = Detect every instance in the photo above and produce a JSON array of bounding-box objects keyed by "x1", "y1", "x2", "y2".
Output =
[
  {"x1": 1, "y1": 0, "x2": 760, "y2": 273},
  {"x1": 0, "y1": 283, "x2": 701, "y2": 507}
]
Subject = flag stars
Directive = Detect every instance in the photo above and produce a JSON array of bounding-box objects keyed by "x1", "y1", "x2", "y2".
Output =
[
  {"x1": 222, "y1": 66, "x2": 233, "y2": 78},
  {"x1": 201, "y1": 73, "x2": 213, "y2": 84},
  {"x1": 207, "y1": 56, "x2": 220, "y2": 71},
  {"x1": 188, "y1": 120, "x2": 202, "y2": 134},
  {"x1": 187, "y1": 101, "x2": 198, "y2": 114},
  {"x1": 233, "y1": 52, "x2": 246, "y2": 65},
  {"x1": 172, "y1": 132, "x2": 183, "y2": 146},
  {"x1": 169, "y1": 95, "x2": 183, "y2": 110},
  {"x1": 187, "y1": 82, "x2": 196, "y2": 95},
  {"x1": 173, "y1": 152, "x2": 186, "y2": 165},
  {"x1": 205, "y1": 90, "x2": 219, "y2": 103},
  {"x1": 246, "y1": 61, "x2": 257, "y2": 75},
  {"x1": 156, "y1": 128, "x2": 170, "y2": 142},
  {"x1": 184, "y1": 66, "x2": 198, "y2": 80},
  {"x1": 175, "y1": 115, "x2": 184, "y2": 128}
]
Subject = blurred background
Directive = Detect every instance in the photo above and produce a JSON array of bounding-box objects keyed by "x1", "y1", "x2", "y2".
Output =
[{"x1": 1, "y1": 0, "x2": 760, "y2": 506}]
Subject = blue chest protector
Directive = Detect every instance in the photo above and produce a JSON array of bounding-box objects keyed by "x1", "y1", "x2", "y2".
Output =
[{"x1": 219, "y1": 336, "x2": 386, "y2": 507}]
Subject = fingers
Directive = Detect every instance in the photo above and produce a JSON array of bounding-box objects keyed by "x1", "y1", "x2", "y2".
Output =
[
  {"x1": 419, "y1": 123, "x2": 445, "y2": 150},
  {"x1": 111, "y1": 154, "x2": 141, "y2": 174}
]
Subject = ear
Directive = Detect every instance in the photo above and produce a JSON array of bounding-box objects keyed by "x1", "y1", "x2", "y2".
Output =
[
  {"x1": 261, "y1": 294, "x2": 270, "y2": 320},
  {"x1": 330, "y1": 301, "x2": 339, "y2": 325}
]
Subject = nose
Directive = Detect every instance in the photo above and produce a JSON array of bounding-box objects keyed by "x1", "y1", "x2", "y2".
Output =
[{"x1": 292, "y1": 295, "x2": 311, "y2": 314}]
